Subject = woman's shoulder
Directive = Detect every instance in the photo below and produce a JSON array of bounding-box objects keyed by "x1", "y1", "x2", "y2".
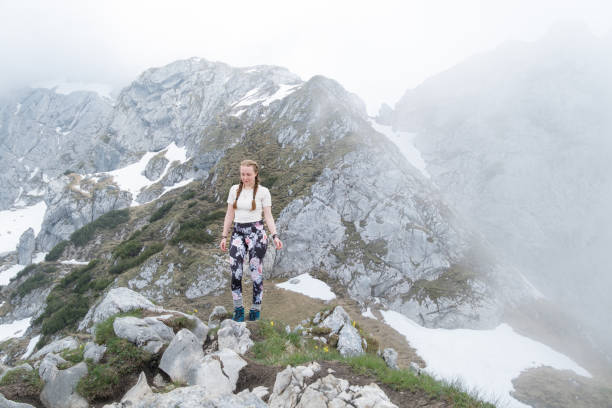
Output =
[
  {"x1": 257, "y1": 185, "x2": 270, "y2": 194},
  {"x1": 229, "y1": 184, "x2": 239, "y2": 191}
]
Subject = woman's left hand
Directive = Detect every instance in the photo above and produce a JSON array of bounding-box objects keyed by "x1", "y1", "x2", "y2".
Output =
[{"x1": 273, "y1": 237, "x2": 283, "y2": 250}]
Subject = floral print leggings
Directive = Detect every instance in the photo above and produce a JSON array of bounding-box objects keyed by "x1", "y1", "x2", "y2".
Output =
[{"x1": 229, "y1": 221, "x2": 268, "y2": 310}]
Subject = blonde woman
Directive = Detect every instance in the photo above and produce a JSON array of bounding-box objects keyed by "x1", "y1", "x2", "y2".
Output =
[{"x1": 220, "y1": 159, "x2": 283, "y2": 321}]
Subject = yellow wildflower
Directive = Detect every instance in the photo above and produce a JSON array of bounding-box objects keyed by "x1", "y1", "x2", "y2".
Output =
[
  {"x1": 271, "y1": 321, "x2": 274, "y2": 326},
  {"x1": 324, "y1": 346, "x2": 329, "y2": 352},
  {"x1": 193, "y1": 309, "x2": 198, "y2": 313}
]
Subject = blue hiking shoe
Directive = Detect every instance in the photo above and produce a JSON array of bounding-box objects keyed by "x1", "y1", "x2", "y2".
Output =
[
  {"x1": 233, "y1": 306, "x2": 244, "y2": 322},
  {"x1": 248, "y1": 309, "x2": 260, "y2": 321}
]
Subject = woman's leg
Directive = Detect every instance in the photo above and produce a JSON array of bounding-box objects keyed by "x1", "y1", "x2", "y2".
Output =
[
  {"x1": 248, "y1": 222, "x2": 268, "y2": 311},
  {"x1": 229, "y1": 231, "x2": 247, "y2": 311}
]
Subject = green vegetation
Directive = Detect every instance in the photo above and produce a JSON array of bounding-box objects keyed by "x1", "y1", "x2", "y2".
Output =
[
  {"x1": 109, "y1": 243, "x2": 164, "y2": 275},
  {"x1": 78, "y1": 313, "x2": 152, "y2": 402},
  {"x1": 180, "y1": 189, "x2": 196, "y2": 200},
  {"x1": 250, "y1": 318, "x2": 495, "y2": 408},
  {"x1": 10, "y1": 263, "x2": 56, "y2": 283},
  {"x1": 46, "y1": 240, "x2": 69, "y2": 261},
  {"x1": 113, "y1": 239, "x2": 143, "y2": 259},
  {"x1": 12, "y1": 273, "x2": 50, "y2": 298},
  {"x1": 170, "y1": 210, "x2": 225, "y2": 245},
  {"x1": 149, "y1": 200, "x2": 175, "y2": 222},
  {"x1": 162, "y1": 315, "x2": 196, "y2": 333},
  {"x1": 70, "y1": 209, "x2": 130, "y2": 247},
  {"x1": 0, "y1": 367, "x2": 43, "y2": 395}
]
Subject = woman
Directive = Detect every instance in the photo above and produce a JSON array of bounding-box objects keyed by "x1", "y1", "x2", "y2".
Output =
[{"x1": 220, "y1": 159, "x2": 283, "y2": 322}]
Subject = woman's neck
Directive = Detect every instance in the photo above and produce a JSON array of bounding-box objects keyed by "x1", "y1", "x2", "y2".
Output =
[{"x1": 242, "y1": 183, "x2": 255, "y2": 189}]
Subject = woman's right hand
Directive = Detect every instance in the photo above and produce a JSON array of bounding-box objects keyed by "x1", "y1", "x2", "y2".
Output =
[{"x1": 220, "y1": 237, "x2": 227, "y2": 251}]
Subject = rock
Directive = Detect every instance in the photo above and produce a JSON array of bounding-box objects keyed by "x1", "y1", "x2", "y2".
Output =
[
  {"x1": 208, "y1": 305, "x2": 227, "y2": 329},
  {"x1": 352, "y1": 383, "x2": 397, "y2": 408},
  {"x1": 285, "y1": 325, "x2": 291, "y2": 334},
  {"x1": 17, "y1": 228, "x2": 35, "y2": 265},
  {"x1": 144, "y1": 153, "x2": 169, "y2": 181},
  {"x1": 313, "y1": 312, "x2": 322, "y2": 325},
  {"x1": 113, "y1": 316, "x2": 174, "y2": 354},
  {"x1": 109, "y1": 385, "x2": 267, "y2": 407},
  {"x1": 320, "y1": 306, "x2": 351, "y2": 335},
  {"x1": 217, "y1": 319, "x2": 253, "y2": 355},
  {"x1": 40, "y1": 361, "x2": 89, "y2": 408},
  {"x1": 121, "y1": 372, "x2": 152, "y2": 403},
  {"x1": 251, "y1": 386, "x2": 269, "y2": 400},
  {"x1": 409, "y1": 362, "x2": 422, "y2": 375},
  {"x1": 39, "y1": 353, "x2": 68, "y2": 384},
  {"x1": 337, "y1": 324, "x2": 364, "y2": 357},
  {"x1": 269, "y1": 363, "x2": 320, "y2": 407},
  {"x1": 152, "y1": 373, "x2": 166, "y2": 388},
  {"x1": 83, "y1": 342, "x2": 106, "y2": 363},
  {"x1": 169, "y1": 313, "x2": 209, "y2": 345},
  {"x1": 31, "y1": 337, "x2": 79, "y2": 360},
  {"x1": 381, "y1": 348, "x2": 398, "y2": 370},
  {"x1": 0, "y1": 393, "x2": 36, "y2": 407},
  {"x1": 159, "y1": 329, "x2": 204, "y2": 383},
  {"x1": 78, "y1": 287, "x2": 163, "y2": 332}
]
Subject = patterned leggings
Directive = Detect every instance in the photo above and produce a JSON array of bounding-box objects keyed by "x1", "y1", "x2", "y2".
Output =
[{"x1": 229, "y1": 220, "x2": 268, "y2": 310}]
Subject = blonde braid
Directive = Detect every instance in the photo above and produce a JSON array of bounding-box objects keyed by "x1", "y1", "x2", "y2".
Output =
[
  {"x1": 251, "y1": 175, "x2": 259, "y2": 211},
  {"x1": 233, "y1": 181, "x2": 244, "y2": 209}
]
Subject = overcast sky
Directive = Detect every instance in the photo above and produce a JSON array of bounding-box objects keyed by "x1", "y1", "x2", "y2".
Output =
[{"x1": 1, "y1": 0, "x2": 611, "y2": 114}]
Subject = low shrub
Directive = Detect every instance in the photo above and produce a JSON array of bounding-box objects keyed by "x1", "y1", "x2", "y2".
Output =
[
  {"x1": 10, "y1": 263, "x2": 37, "y2": 282},
  {"x1": 180, "y1": 190, "x2": 196, "y2": 200},
  {"x1": 170, "y1": 210, "x2": 224, "y2": 245},
  {"x1": 109, "y1": 243, "x2": 164, "y2": 275},
  {"x1": 112, "y1": 239, "x2": 143, "y2": 259},
  {"x1": 45, "y1": 240, "x2": 69, "y2": 261},
  {"x1": 13, "y1": 273, "x2": 50, "y2": 298},
  {"x1": 70, "y1": 209, "x2": 130, "y2": 247},
  {"x1": 149, "y1": 201, "x2": 175, "y2": 222}
]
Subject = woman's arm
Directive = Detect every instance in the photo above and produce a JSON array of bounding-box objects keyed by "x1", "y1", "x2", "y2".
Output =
[
  {"x1": 263, "y1": 206, "x2": 283, "y2": 250},
  {"x1": 220, "y1": 203, "x2": 235, "y2": 251}
]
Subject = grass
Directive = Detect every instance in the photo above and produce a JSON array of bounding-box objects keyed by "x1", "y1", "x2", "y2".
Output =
[
  {"x1": 45, "y1": 240, "x2": 69, "y2": 261},
  {"x1": 149, "y1": 200, "x2": 175, "y2": 222},
  {"x1": 108, "y1": 243, "x2": 164, "y2": 275},
  {"x1": 170, "y1": 210, "x2": 225, "y2": 245},
  {"x1": 162, "y1": 315, "x2": 196, "y2": 333},
  {"x1": 250, "y1": 318, "x2": 496, "y2": 408},
  {"x1": 78, "y1": 312, "x2": 152, "y2": 402}
]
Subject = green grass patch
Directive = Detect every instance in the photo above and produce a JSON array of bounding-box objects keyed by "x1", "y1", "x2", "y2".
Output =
[
  {"x1": 109, "y1": 243, "x2": 164, "y2": 275},
  {"x1": 180, "y1": 189, "x2": 196, "y2": 201},
  {"x1": 39, "y1": 295, "x2": 89, "y2": 335},
  {"x1": 79, "y1": 312, "x2": 152, "y2": 402},
  {"x1": 0, "y1": 368, "x2": 43, "y2": 394},
  {"x1": 61, "y1": 345, "x2": 85, "y2": 364},
  {"x1": 46, "y1": 240, "x2": 69, "y2": 261},
  {"x1": 149, "y1": 200, "x2": 175, "y2": 222},
  {"x1": 112, "y1": 239, "x2": 143, "y2": 259},
  {"x1": 70, "y1": 209, "x2": 130, "y2": 247},
  {"x1": 162, "y1": 315, "x2": 196, "y2": 333}
]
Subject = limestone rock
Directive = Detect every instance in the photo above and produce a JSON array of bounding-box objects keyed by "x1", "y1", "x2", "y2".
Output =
[
  {"x1": 40, "y1": 361, "x2": 89, "y2": 408},
  {"x1": 320, "y1": 306, "x2": 351, "y2": 335},
  {"x1": 159, "y1": 329, "x2": 204, "y2": 383},
  {"x1": 337, "y1": 324, "x2": 364, "y2": 357},
  {"x1": 381, "y1": 348, "x2": 398, "y2": 370},
  {"x1": 217, "y1": 319, "x2": 253, "y2": 355},
  {"x1": 17, "y1": 228, "x2": 35, "y2": 265},
  {"x1": 121, "y1": 372, "x2": 152, "y2": 403},
  {"x1": 113, "y1": 316, "x2": 174, "y2": 354},
  {"x1": 32, "y1": 337, "x2": 79, "y2": 361},
  {"x1": 39, "y1": 353, "x2": 67, "y2": 384},
  {"x1": 83, "y1": 342, "x2": 106, "y2": 364},
  {"x1": 208, "y1": 306, "x2": 228, "y2": 329},
  {"x1": 0, "y1": 393, "x2": 36, "y2": 407}
]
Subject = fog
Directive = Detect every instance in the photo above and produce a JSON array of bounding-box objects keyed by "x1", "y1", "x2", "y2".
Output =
[{"x1": 1, "y1": 0, "x2": 611, "y2": 114}]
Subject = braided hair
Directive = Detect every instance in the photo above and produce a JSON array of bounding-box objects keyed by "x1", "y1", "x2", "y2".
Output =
[{"x1": 233, "y1": 160, "x2": 259, "y2": 211}]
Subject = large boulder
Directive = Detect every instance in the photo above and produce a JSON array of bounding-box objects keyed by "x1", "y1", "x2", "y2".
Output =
[
  {"x1": 217, "y1": 319, "x2": 253, "y2": 355},
  {"x1": 40, "y1": 362, "x2": 89, "y2": 408},
  {"x1": 83, "y1": 342, "x2": 106, "y2": 364},
  {"x1": 38, "y1": 353, "x2": 67, "y2": 384},
  {"x1": 113, "y1": 316, "x2": 174, "y2": 354},
  {"x1": 31, "y1": 337, "x2": 79, "y2": 361},
  {"x1": 78, "y1": 288, "x2": 163, "y2": 332},
  {"x1": 337, "y1": 324, "x2": 364, "y2": 357},
  {"x1": 159, "y1": 329, "x2": 203, "y2": 383},
  {"x1": 207, "y1": 306, "x2": 228, "y2": 329},
  {"x1": 268, "y1": 363, "x2": 320, "y2": 408}
]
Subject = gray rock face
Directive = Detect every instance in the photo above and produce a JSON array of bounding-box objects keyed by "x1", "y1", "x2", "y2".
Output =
[
  {"x1": 40, "y1": 361, "x2": 89, "y2": 408},
  {"x1": 268, "y1": 363, "x2": 319, "y2": 407},
  {"x1": 113, "y1": 316, "x2": 174, "y2": 354},
  {"x1": 36, "y1": 177, "x2": 131, "y2": 251},
  {"x1": 39, "y1": 353, "x2": 67, "y2": 384},
  {"x1": 0, "y1": 393, "x2": 36, "y2": 407},
  {"x1": 121, "y1": 372, "x2": 152, "y2": 403},
  {"x1": 217, "y1": 319, "x2": 253, "y2": 355},
  {"x1": 144, "y1": 153, "x2": 169, "y2": 181},
  {"x1": 32, "y1": 337, "x2": 79, "y2": 361},
  {"x1": 17, "y1": 228, "x2": 35, "y2": 265},
  {"x1": 78, "y1": 287, "x2": 163, "y2": 332},
  {"x1": 337, "y1": 324, "x2": 364, "y2": 358},
  {"x1": 83, "y1": 342, "x2": 106, "y2": 363},
  {"x1": 381, "y1": 348, "x2": 399, "y2": 370},
  {"x1": 159, "y1": 329, "x2": 203, "y2": 383}
]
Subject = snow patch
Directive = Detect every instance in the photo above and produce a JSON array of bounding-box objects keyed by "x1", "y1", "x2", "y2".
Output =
[
  {"x1": 0, "y1": 252, "x2": 47, "y2": 286},
  {"x1": 61, "y1": 259, "x2": 90, "y2": 265},
  {"x1": 234, "y1": 88, "x2": 266, "y2": 108},
  {"x1": 381, "y1": 310, "x2": 591, "y2": 408},
  {"x1": 276, "y1": 273, "x2": 336, "y2": 301},
  {"x1": 21, "y1": 334, "x2": 41, "y2": 360},
  {"x1": 0, "y1": 317, "x2": 31, "y2": 342},
  {"x1": 369, "y1": 120, "x2": 430, "y2": 178},
  {"x1": 14, "y1": 103, "x2": 21, "y2": 115},
  {"x1": 361, "y1": 307, "x2": 377, "y2": 320},
  {"x1": 262, "y1": 84, "x2": 301, "y2": 106},
  {"x1": 0, "y1": 202, "x2": 47, "y2": 255}
]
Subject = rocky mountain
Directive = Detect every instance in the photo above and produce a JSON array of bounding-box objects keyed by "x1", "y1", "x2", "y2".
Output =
[{"x1": 389, "y1": 24, "x2": 612, "y2": 357}]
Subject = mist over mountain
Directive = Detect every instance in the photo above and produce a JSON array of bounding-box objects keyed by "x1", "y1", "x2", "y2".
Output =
[{"x1": 391, "y1": 23, "x2": 612, "y2": 358}]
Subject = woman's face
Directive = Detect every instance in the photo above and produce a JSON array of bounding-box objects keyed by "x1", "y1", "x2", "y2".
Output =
[{"x1": 240, "y1": 165, "x2": 256, "y2": 186}]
